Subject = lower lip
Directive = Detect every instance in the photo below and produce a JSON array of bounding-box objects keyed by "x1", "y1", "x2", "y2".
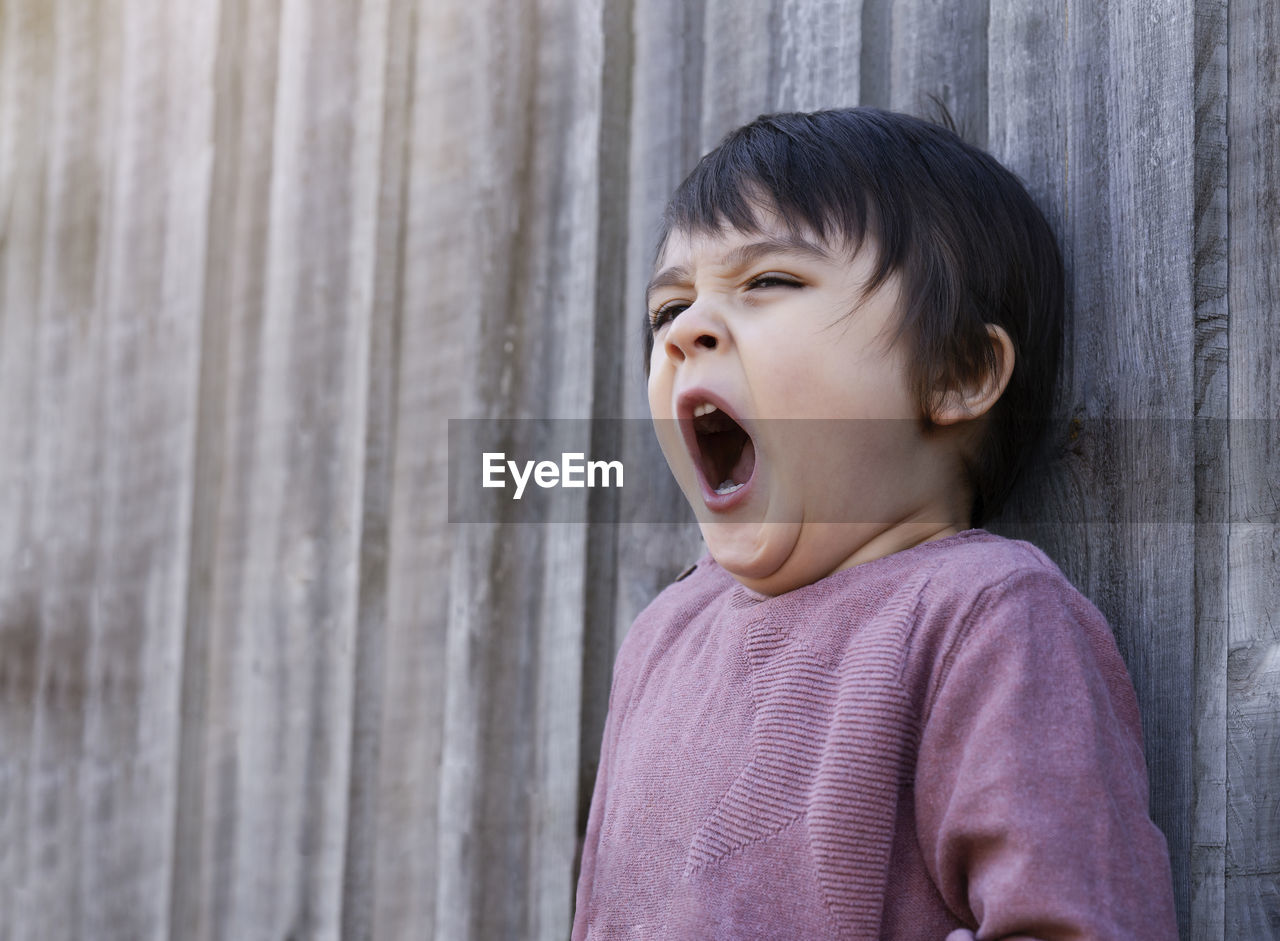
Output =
[{"x1": 697, "y1": 468, "x2": 756, "y2": 512}]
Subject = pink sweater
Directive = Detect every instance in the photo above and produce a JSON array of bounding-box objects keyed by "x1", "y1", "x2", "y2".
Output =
[{"x1": 572, "y1": 530, "x2": 1178, "y2": 940}]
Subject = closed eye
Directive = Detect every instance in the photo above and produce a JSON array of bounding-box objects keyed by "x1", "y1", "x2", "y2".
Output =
[
  {"x1": 649, "y1": 274, "x2": 801, "y2": 332},
  {"x1": 648, "y1": 300, "x2": 688, "y2": 332},
  {"x1": 747, "y1": 273, "x2": 803, "y2": 290}
]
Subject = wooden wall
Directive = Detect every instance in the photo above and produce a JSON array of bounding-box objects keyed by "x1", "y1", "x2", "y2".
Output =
[{"x1": 0, "y1": 0, "x2": 1274, "y2": 938}]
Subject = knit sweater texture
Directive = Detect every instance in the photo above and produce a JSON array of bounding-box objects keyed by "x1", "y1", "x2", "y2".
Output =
[{"x1": 572, "y1": 530, "x2": 1178, "y2": 940}]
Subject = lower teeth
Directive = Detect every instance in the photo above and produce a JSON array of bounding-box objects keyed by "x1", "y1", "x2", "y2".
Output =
[{"x1": 715, "y1": 480, "x2": 743, "y2": 495}]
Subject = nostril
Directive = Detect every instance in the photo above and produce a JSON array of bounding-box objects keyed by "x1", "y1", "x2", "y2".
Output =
[{"x1": 696, "y1": 335, "x2": 717, "y2": 350}]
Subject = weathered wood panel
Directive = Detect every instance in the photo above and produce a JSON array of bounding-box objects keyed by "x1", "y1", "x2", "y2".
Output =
[
  {"x1": 332, "y1": 1, "x2": 413, "y2": 938},
  {"x1": 167, "y1": 1, "x2": 397, "y2": 937},
  {"x1": 1190, "y1": 0, "x2": 1231, "y2": 937},
  {"x1": 430, "y1": 2, "x2": 602, "y2": 938},
  {"x1": 1227, "y1": 0, "x2": 1280, "y2": 934},
  {"x1": 989, "y1": 3, "x2": 1203, "y2": 935},
  {"x1": 168, "y1": 0, "x2": 284, "y2": 935},
  {"x1": 0, "y1": 2, "x2": 55, "y2": 936},
  {"x1": 1, "y1": 4, "x2": 94, "y2": 939},
  {"x1": 87, "y1": 0, "x2": 218, "y2": 936},
  {"x1": 0, "y1": 0, "x2": 1276, "y2": 938},
  {"x1": 889, "y1": 0, "x2": 988, "y2": 145},
  {"x1": 1071, "y1": 4, "x2": 1197, "y2": 931},
  {"x1": 0, "y1": 1, "x2": 215, "y2": 939}
]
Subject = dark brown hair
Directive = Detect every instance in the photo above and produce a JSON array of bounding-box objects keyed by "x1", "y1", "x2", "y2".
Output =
[{"x1": 646, "y1": 107, "x2": 1064, "y2": 525}]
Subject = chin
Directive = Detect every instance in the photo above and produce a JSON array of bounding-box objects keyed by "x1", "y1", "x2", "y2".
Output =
[
  {"x1": 724, "y1": 561, "x2": 820, "y2": 598},
  {"x1": 708, "y1": 523, "x2": 889, "y2": 597},
  {"x1": 700, "y1": 522, "x2": 818, "y2": 597}
]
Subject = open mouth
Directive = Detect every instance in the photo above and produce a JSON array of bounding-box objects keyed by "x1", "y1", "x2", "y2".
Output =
[{"x1": 690, "y1": 403, "x2": 756, "y2": 496}]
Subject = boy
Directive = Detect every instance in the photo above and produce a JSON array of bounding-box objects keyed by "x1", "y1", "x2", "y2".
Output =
[{"x1": 572, "y1": 109, "x2": 1178, "y2": 939}]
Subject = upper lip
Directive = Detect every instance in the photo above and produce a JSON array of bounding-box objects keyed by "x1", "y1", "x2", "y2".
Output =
[
  {"x1": 674, "y1": 386, "x2": 756, "y2": 490},
  {"x1": 676, "y1": 386, "x2": 742, "y2": 426}
]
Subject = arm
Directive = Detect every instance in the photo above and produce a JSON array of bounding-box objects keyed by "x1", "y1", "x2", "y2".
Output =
[{"x1": 915, "y1": 571, "x2": 1178, "y2": 940}]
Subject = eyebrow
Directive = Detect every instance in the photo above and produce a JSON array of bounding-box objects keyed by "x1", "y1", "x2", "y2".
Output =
[{"x1": 645, "y1": 235, "x2": 832, "y2": 305}]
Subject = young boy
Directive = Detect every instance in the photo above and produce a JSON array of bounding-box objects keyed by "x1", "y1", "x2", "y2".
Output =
[{"x1": 571, "y1": 108, "x2": 1179, "y2": 939}]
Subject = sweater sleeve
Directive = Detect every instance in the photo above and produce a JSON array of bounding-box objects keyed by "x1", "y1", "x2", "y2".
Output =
[{"x1": 913, "y1": 570, "x2": 1178, "y2": 940}]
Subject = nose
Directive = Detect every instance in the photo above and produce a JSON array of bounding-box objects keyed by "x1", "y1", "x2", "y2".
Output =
[{"x1": 662, "y1": 301, "x2": 726, "y2": 363}]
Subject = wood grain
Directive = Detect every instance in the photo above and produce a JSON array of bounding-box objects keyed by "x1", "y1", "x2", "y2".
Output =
[
  {"x1": 431, "y1": 2, "x2": 600, "y2": 937},
  {"x1": 616, "y1": 0, "x2": 709, "y2": 651},
  {"x1": 87, "y1": 0, "x2": 218, "y2": 937},
  {"x1": 1227, "y1": 0, "x2": 1280, "y2": 934},
  {"x1": 29, "y1": 2, "x2": 111, "y2": 934},
  {"x1": 989, "y1": 1, "x2": 1205, "y2": 933},
  {"x1": 1191, "y1": 0, "x2": 1230, "y2": 937},
  {"x1": 0, "y1": 2, "x2": 53, "y2": 937},
  {"x1": 1, "y1": 0, "x2": 1275, "y2": 937},
  {"x1": 888, "y1": 0, "x2": 988, "y2": 145},
  {"x1": 168, "y1": 0, "x2": 284, "y2": 935},
  {"x1": 1065, "y1": 4, "x2": 1197, "y2": 932},
  {"x1": 360, "y1": 1, "x2": 486, "y2": 937}
]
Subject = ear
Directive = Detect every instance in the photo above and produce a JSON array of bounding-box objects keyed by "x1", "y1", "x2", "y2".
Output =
[{"x1": 931, "y1": 324, "x2": 1015, "y2": 425}]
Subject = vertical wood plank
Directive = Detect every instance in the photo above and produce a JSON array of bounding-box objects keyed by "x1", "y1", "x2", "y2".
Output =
[
  {"x1": 1227, "y1": 0, "x2": 1280, "y2": 933},
  {"x1": 1067, "y1": 2, "x2": 1195, "y2": 930},
  {"x1": 168, "y1": 0, "x2": 283, "y2": 936},
  {"x1": 79, "y1": 0, "x2": 219, "y2": 936},
  {"x1": 2, "y1": 0, "x2": 1276, "y2": 937},
  {"x1": 432, "y1": 1, "x2": 601, "y2": 937},
  {"x1": 338, "y1": 0, "x2": 414, "y2": 938},
  {"x1": 888, "y1": 0, "x2": 988, "y2": 144},
  {"x1": 858, "y1": 0, "x2": 890, "y2": 108},
  {"x1": 223, "y1": 0, "x2": 379, "y2": 935},
  {"x1": 699, "y1": 0, "x2": 861, "y2": 137},
  {"x1": 1190, "y1": 0, "x2": 1229, "y2": 935},
  {"x1": 577, "y1": 0, "x2": 635, "y2": 892},
  {"x1": 23, "y1": 1, "x2": 110, "y2": 937},
  {"x1": 524, "y1": 3, "x2": 602, "y2": 932},
  {"x1": 990, "y1": 1, "x2": 1200, "y2": 932},
  {"x1": 986, "y1": 3, "x2": 1068, "y2": 245},
  {"x1": 700, "y1": 0, "x2": 779, "y2": 144},
  {"x1": 773, "y1": 0, "x2": 861, "y2": 111},
  {"x1": 169, "y1": 0, "x2": 393, "y2": 936},
  {"x1": 0, "y1": 3, "x2": 57, "y2": 938},
  {"x1": 363, "y1": 0, "x2": 465, "y2": 936},
  {"x1": 432, "y1": 6, "x2": 538, "y2": 934}
]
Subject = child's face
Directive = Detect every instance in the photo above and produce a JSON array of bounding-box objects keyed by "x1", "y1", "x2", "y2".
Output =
[{"x1": 646, "y1": 215, "x2": 970, "y2": 595}]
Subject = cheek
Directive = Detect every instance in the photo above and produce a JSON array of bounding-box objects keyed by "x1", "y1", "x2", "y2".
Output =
[
  {"x1": 646, "y1": 369, "x2": 668, "y2": 418},
  {"x1": 647, "y1": 371, "x2": 687, "y2": 473},
  {"x1": 650, "y1": 378, "x2": 670, "y2": 422}
]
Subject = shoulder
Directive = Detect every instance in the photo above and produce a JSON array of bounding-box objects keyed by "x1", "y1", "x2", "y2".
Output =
[
  {"x1": 764, "y1": 531, "x2": 1101, "y2": 666},
  {"x1": 796, "y1": 530, "x2": 1131, "y2": 726},
  {"x1": 621, "y1": 554, "x2": 734, "y2": 648},
  {"x1": 909, "y1": 530, "x2": 1109, "y2": 647},
  {"x1": 608, "y1": 554, "x2": 736, "y2": 695},
  {"x1": 916, "y1": 529, "x2": 1071, "y2": 594},
  {"x1": 909, "y1": 532, "x2": 1141, "y2": 735}
]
